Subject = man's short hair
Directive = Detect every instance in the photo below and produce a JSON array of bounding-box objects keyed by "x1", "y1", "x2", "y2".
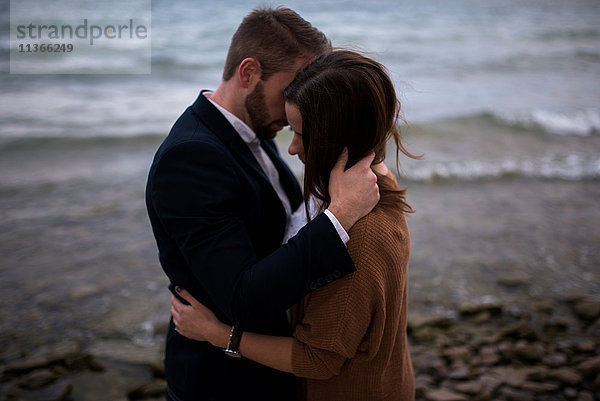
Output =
[{"x1": 222, "y1": 7, "x2": 331, "y2": 81}]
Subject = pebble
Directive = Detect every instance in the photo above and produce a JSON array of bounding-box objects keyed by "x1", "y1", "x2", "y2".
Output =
[
  {"x1": 548, "y1": 367, "x2": 583, "y2": 386},
  {"x1": 26, "y1": 378, "x2": 72, "y2": 401},
  {"x1": 425, "y1": 388, "x2": 468, "y2": 401},
  {"x1": 577, "y1": 356, "x2": 600, "y2": 377},
  {"x1": 572, "y1": 299, "x2": 600, "y2": 321},
  {"x1": 128, "y1": 379, "x2": 167, "y2": 400},
  {"x1": 17, "y1": 369, "x2": 58, "y2": 389}
]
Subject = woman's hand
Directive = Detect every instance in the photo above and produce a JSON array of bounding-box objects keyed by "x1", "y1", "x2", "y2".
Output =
[{"x1": 170, "y1": 287, "x2": 229, "y2": 348}]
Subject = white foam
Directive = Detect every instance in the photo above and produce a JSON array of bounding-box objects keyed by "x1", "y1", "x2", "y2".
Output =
[
  {"x1": 406, "y1": 153, "x2": 600, "y2": 182},
  {"x1": 497, "y1": 109, "x2": 600, "y2": 136}
]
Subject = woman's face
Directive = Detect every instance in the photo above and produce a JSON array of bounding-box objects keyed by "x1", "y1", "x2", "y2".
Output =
[{"x1": 285, "y1": 102, "x2": 306, "y2": 164}]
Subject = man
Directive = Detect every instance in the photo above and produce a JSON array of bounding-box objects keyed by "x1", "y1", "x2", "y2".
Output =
[{"x1": 145, "y1": 7, "x2": 379, "y2": 401}]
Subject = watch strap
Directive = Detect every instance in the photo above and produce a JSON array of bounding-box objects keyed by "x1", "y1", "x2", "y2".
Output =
[{"x1": 223, "y1": 326, "x2": 243, "y2": 358}]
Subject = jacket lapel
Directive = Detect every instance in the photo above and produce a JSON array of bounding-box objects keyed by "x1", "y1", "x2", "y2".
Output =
[{"x1": 190, "y1": 91, "x2": 270, "y2": 185}]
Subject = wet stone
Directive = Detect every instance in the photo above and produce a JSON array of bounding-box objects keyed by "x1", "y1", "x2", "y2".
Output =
[
  {"x1": 520, "y1": 380, "x2": 560, "y2": 394},
  {"x1": 575, "y1": 340, "x2": 596, "y2": 353},
  {"x1": 500, "y1": 321, "x2": 539, "y2": 342},
  {"x1": 458, "y1": 299, "x2": 503, "y2": 317},
  {"x1": 425, "y1": 388, "x2": 468, "y2": 401},
  {"x1": 411, "y1": 347, "x2": 447, "y2": 377},
  {"x1": 414, "y1": 374, "x2": 435, "y2": 399},
  {"x1": 525, "y1": 366, "x2": 550, "y2": 382},
  {"x1": 489, "y1": 366, "x2": 530, "y2": 388},
  {"x1": 68, "y1": 361, "x2": 153, "y2": 401},
  {"x1": 544, "y1": 315, "x2": 572, "y2": 332},
  {"x1": 408, "y1": 312, "x2": 456, "y2": 331},
  {"x1": 18, "y1": 369, "x2": 58, "y2": 389},
  {"x1": 27, "y1": 378, "x2": 72, "y2": 401},
  {"x1": 64, "y1": 354, "x2": 105, "y2": 372},
  {"x1": 542, "y1": 352, "x2": 568, "y2": 368},
  {"x1": 0, "y1": 346, "x2": 25, "y2": 364},
  {"x1": 496, "y1": 271, "x2": 532, "y2": 288},
  {"x1": 2, "y1": 341, "x2": 80, "y2": 374},
  {"x1": 512, "y1": 340, "x2": 546, "y2": 362},
  {"x1": 478, "y1": 345, "x2": 500, "y2": 366},
  {"x1": 86, "y1": 339, "x2": 162, "y2": 368},
  {"x1": 68, "y1": 284, "x2": 102, "y2": 301},
  {"x1": 563, "y1": 387, "x2": 577, "y2": 398},
  {"x1": 577, "y1": 390, "x2": 595, "y2": 401},
  {"x1": 532, "y1": 299, "x2": 555, "y2": 314},
  {"x1": 576, "y1": 356, "x2": 600, "y2": 378},
  {"x1": 547, "y1": 367, "x2": 583, "y2": 386},
  {"x1": 128, "y1": 379, "x2": 167, "y2": 400},
  {"x1": 411, "y1": 326, "x2": 438, "y2": 343},
  {"x1": 593, "y1": 373, "x2": 600, "y2": 391},
  {"x1": 534, "y1": 396, "x2": 569, "y2": 401},
  {"x1": 452, "y1": 380, "x2": 482, "y2": 396},
  {"x1": 477, "y1": 374, "x2": 503, "y2": 398},
  {"x1": 498, "y1": 386, "x2": 534, "y2": 401},
  {"x1": 442, "y1": 345, "x2": 472, "y2": 363},
  {"x1": 572, "y1": 299, "x2": 600, "y2": 322},
  {"x1": 447, "y1": 363, "x2": 470, "y2": 380},
  {"x1": 467, "y1": 310, "x2": 492, "y2": 324}
]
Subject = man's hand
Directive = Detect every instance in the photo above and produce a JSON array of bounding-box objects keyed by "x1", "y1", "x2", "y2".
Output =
[{"x1": 328, "y1": 149, "x2": 379, "y2": 232}]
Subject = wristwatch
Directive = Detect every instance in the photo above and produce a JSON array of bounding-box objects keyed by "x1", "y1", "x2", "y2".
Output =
[{"x1": 223, "y1": 326, "x2": 243, "y2": 358}]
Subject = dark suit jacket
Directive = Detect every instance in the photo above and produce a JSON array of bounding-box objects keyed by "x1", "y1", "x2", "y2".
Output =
[{"x1": 145, "y1": 91, "x2": 356, "y2": 401}]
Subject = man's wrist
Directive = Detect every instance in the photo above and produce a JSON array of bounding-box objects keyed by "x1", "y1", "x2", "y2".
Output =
[
  {"x1": 327, "y1": 204, "x2": 355, "y2": 233},
  {"x1": 324, "y1": 208, "x2": 350, "y2": 244}
]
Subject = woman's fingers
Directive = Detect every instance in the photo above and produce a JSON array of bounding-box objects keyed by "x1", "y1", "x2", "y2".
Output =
[
  {"x1": 171, "y1": 294, "x2": 184, "y2": 313},
  {"x1": 175, "y1": 286, "x2": 200, "y2": 307},
  {"x1": 171, "y1": 294, "x2": 187, "y2": 330}
]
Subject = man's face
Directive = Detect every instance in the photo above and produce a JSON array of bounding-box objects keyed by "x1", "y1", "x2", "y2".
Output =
[{"x1": 244, "y1": 66, "x2": 302, "y2": 140}]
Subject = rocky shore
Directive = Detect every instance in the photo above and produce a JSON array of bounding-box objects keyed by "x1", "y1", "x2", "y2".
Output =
[
  {"x1": 1, "y1": 296, "x2": 599, "y2": 401},
  {"x1": 410, "y1": 296, "x2": 600, "y2": 401}
]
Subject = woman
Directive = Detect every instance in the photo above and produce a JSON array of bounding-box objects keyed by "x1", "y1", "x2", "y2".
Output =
[{"x1": 171, "y1": 50, "x2": 417, "y2": 400}]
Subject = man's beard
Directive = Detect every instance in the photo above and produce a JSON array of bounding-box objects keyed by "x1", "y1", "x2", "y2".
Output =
[{"x1": 245, "y1": 81, "x2": 278, "y2": 140}]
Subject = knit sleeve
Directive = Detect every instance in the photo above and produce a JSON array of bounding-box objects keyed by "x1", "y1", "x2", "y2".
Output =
[{"x1": 291, "y1": 214, "x2": 387, "y2": 379}]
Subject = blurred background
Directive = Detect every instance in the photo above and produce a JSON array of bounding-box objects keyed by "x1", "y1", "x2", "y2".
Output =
[{"x1": 1, "y1": 0, "x2": 599, "y2": 397}]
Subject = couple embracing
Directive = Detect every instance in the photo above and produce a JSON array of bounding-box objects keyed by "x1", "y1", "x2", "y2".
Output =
[{"x1": 146, "y1": 7, "x2": 416, "y2": 401}]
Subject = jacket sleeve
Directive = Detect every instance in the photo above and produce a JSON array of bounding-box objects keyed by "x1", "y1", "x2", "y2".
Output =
[{"x1": 149, "y1": 139, "x2": 356, "y2": 331}]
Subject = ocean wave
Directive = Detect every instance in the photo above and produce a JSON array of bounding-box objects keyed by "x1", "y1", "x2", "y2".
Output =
[
  {"x1": 0, "y1": 133, "x2": 165, "y2": 151},
  {"x1": 405, "y1": 153, "x2": 600, "y2": 182},
  {"x1": 412, "y1": 109, "x2": 600, "y2": 137},
  {"x1": 538, "y1": 28, "x2": 600, "y2": 41},
  {"x1": 493, "y1": 109, "x2": 600, "y2": 137},
  {"x1": 576, "y1": 50, "x2": 600, "y2": 62}
]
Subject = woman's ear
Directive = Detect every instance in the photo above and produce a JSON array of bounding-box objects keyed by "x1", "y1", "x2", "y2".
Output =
[{"x1": 237, "y1": 58, "x2": 262, "y2": 89}]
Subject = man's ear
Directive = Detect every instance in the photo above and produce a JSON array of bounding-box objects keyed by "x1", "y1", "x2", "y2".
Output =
[{"x1": 237, "y1": 58, "x2": 262, "y2": 89}]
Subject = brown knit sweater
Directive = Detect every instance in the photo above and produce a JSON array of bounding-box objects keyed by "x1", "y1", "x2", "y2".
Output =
[{"x1": 291, "y1": 176, "x2": 415, "y2": 401}]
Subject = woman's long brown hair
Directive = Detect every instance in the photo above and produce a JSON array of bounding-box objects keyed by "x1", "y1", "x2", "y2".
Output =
[{"x1": 284, "y1": 49, "x2": 418, "y2": 216}]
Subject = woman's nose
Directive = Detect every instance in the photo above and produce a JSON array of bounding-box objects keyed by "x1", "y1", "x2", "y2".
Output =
[{"x1": 288, "y1": 134, "x2": 301, "y2": 155}]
